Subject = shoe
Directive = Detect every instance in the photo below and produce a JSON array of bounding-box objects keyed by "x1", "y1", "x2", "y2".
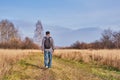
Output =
[{"x1": 45, "y1": 66, "x2": 48, "y2": 68}]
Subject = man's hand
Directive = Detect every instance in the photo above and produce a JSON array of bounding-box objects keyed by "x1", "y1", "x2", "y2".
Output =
[
  {"x1": 52, "y1": 49, "x2": 54, "y2": 53},
  {"x1": 41, "y1": 49, "x2": 44, "y2": 54}
]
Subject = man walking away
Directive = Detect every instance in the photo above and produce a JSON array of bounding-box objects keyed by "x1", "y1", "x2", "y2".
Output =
[{"x1": 42, "y1": 31, "x2": 55, "y2": 68}]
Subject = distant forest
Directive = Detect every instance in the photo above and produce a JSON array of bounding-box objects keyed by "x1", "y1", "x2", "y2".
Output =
[
  {"x1": 67, "y1": 29, "x2": 120, "y2": 49},
  {"x1": 0, "y1": 19, "x2": 43, "y2": 49},
  {"x1": 0, "y1": 19, "x2": 120, "y2": 49}
]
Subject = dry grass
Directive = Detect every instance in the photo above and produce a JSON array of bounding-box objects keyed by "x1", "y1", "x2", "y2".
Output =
[
  {"x1": 54, "y1": 49, "x2": 120, "y2": 70},
  {"x1": 0, "y1": 49, "x2": 40, "y2": 79},
  {"x1": 0, "y1": 49, "x2": 119, "y2": 80}
]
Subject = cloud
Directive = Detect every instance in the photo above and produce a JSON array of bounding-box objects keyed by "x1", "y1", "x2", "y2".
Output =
[{"x1": 0, "y1": 0, "x2": 120, "y2": 30}]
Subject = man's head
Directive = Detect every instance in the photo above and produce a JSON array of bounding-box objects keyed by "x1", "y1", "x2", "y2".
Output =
[{"x1": 46, "y1": 31, "x2": 50, "y2": 36}]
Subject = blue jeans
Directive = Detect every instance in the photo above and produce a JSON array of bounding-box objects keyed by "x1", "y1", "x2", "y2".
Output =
[{"x1": 44, "y1": 51, "x2": 52, "y2": 68}]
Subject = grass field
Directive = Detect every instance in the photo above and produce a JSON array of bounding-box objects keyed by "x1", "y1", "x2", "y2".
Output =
[
  {"x1": 54, "y1": 49, "x2": 120, "y2": 70},
  {"x1": 0, "y1": 49, "x2": 120, "y2": 80}
]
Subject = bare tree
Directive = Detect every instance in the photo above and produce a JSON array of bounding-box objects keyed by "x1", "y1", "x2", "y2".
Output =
[
  {"x1": 0, "y1": 20, "x2": 20, "y2": 43},
  {"x1": 71, "y1": 41, "x2": 81, "y2": 49},
  {"x1": 0, "y1": 19, "x2": 40, "y2": 49},
  {"x1": 68, "y1": 29, "x2": 120, "y2": 49},
  {"x1": 34, "y1": 20, "x2": 44, "y2": 46},
  {"x1": 22, "y1": 37, "x2": 39, "y2": 49},
  {"x1": 113, "y1": 31, "x2": 120, "y2": 48},
  {"x1": 100, "y1": 29, "x2": 114, "y2": 49}
]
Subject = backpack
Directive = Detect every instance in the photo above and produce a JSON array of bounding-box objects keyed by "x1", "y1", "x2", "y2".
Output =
[{"x1": 44, "y1": 37, "x2": 51, "y2": 49}]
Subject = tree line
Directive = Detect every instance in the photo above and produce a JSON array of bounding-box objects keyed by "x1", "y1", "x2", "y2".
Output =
[
  {"x1": 69, "y1": 29, "x2": 120, "y2": 49},
  {"x1": 0, "y1": 20, "x2": 40, "y2": 49},
  {"x1": 1, "y1": 19, "x2": 120, "y2": 49}
]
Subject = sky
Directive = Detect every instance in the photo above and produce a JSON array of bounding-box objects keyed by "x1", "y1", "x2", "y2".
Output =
[{"x1": 0, "y1": 0, "x2": 120, "y2": 30}]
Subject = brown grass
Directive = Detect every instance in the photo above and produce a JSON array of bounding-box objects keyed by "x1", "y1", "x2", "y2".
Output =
[
  {"x1": 54, "y1": 49, "x2": 120, "y2": 70},
  {"x1": 0, "y1": 49, "x2": 40, "y2": 79},
  {"x1": 0, "y1": 49, "x2": 119, "y2": 80}
]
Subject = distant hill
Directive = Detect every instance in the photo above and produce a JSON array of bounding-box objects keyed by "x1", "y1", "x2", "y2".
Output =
[
  {"x1": 13, "y1": 21, "x2": 103, "y2": 46},
  {"x1": 45, "y1": 26, "x2": 103, "y2": 46}
]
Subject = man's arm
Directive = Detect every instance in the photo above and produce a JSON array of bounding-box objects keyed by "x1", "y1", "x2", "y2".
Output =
[
  {"x1": 41, "y1": 38, "x2": 44, "y2": 51},
  {"x1": 51, "y1": 38, "x2": 55, "y2": 52}
]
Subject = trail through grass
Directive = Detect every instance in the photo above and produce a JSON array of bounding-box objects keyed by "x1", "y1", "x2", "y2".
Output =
[{"x1": 3, "y1": 52, "x2": 120, "y2": 80}]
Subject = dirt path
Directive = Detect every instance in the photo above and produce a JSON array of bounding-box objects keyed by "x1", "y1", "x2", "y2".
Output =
[{"x1": 3, "y1": 52, "x2": 120, "y2": 80}]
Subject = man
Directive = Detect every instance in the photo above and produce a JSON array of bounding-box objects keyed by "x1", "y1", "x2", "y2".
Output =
[{"x1": 42, "y1": 31, "x2": 55, "y2": 68}]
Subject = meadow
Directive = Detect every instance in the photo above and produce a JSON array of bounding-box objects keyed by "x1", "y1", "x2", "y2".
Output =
[
  {"x1": 0, "y1": 49, "x2": 120, "y2": 80},
  {"x1": 0, "y1": 49, "x2": 40, "y2": 79},
  {"x1": 54, "y1": 49, "x2": 120, "y2": 70}
]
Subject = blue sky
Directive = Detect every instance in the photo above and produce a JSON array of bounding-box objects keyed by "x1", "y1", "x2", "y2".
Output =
[{"x1": 0, "y1": 0, "x2": 120, "y2": 30}]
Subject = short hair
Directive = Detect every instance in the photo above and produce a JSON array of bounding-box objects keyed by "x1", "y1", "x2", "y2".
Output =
[{"x1": 46, "y1": 31, "x2": 50, "y2": 35}]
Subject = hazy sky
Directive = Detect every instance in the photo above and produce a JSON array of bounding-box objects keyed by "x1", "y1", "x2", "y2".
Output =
[{"x1": 0, "y1": 0, "x2": 120, "y2": 30}]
